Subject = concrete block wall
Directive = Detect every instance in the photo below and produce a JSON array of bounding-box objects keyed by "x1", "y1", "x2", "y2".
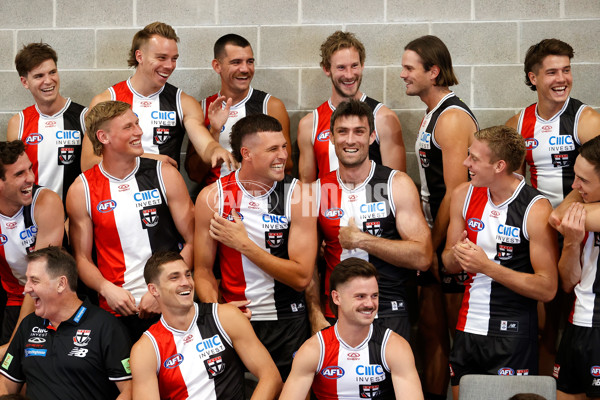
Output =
[{"x1": 1, "y1": 0, "x2": 599, "y2": 185}]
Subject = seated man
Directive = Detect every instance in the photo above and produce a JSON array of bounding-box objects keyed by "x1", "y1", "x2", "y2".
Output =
[
  {"x1": 0, "y1": 247, "x2": 132, "y2": 400},
  {"x1": 281, "y1": 257, "x2": 423, "y2": 399},
  {"x1": 130, "y1": 251, "x2": 282, "y2": 400},
  {"x1": 442, "y1": 126, "x2": 558, "y2": 399}
]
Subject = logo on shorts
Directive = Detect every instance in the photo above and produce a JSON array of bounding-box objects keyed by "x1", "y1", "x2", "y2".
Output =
[
  {"x1": 73, "y1": 329, "x2": 91, "y2": 347},
  {"x1": 140, "y1": 208, "x2": 159, "y2": 228},
  {"x1": 321, "y1": 366, "x2": 344, "y2": 379},
  {"x1": 58, "y1": 147, "x2": 76, "y2": 165},
  {"x1": 500, "y1": 320, "x2": 519, "y2": 332},
  {"x1": 553, "y1": 364, "x2": 560, "y2": 378},
  {"x1": 498, "y1": 367, "x2": 515, "y2": 376},
  {"x1": 591, "y1": 366, "x2": 600, "y2": 377},
  {"x1": 25, "y1": 133, "x2": 43, "y2": 145},
  {"x1": 364, "y1": 221, "x2": 382, "y2": 237},
  {"x1": 164, "y1": 353, "x2": 184, "y2": 369},
  {"x1": 516, "y1": 369, "x2": 529, "y2": 375},
  {"x1": 205, "y1": 356, "x2": 226, "y2": 378},
  {"x1": 449, "y1": 364, "x2": 455, "y2": 377},
  {"x1": 153, "y1": 127, "x2": 171, "y2": 145},
  {"x1": 359, "y1": 384, "x2": 380, "y2": 398}
]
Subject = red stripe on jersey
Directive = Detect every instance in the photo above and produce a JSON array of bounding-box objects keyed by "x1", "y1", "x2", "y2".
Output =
[
  {"x1": 111, "y1": 81, "x2": 134, "y2": 104},
  {"x1": 456, "y1": 187, "x2": 487, "y2": 332},
  {"x1": 217, "y1": 174, "x2": 248, "y2": 305},
  {"x1": 21, "y1": 106, "x2": 41, "y2": 183},
  {"x1": 148, "y1": 325, "x2": 189, "y2": 400},
  {"x1": 314, "y1": 101, "x2": 334, "y2": 180},
  {"x1": 84, "y1": 168, "x2": 127, "y2": 312},
  {"x1": 521, "y1": 105, "x2": 538, "y2": 189},
  {"x1": 0, "y1": 245, "x2": 24, "y2": 306},
  {"x1": 318, "y1": 176, "x2": 344, "y2": 318},
  {"x1": 313, "y1": 328, "x2": 340, "y2": 398}
]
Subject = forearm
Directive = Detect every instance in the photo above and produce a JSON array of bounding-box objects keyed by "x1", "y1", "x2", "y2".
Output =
[
  {"x1": 250, "y1": 375, "x2": 282, "y2": 400},
  {"x1": 193, "y1": 267, "x2": 219, "y2": 303},
  {"x1": 305, "y1": 268, "x2": 329, "y2": 333},
  {"x1": 484, "y1": 261, "x2": 556, "y2": 302},
  {"x1": 76, "y1": 257, "x2": 113, "y2": 296},
  {"x1": 431, "y1": 196, "x2": 451, "y2": 251},
  {"x1": 441, "y1": 247, "x2": 462, "y2": 274},
  {"x1": 356, "y1": 233, "x2": 431, "y2": 271},
  {"x1": 558, "y1": 242, "x2": 583, "y2": 293}
]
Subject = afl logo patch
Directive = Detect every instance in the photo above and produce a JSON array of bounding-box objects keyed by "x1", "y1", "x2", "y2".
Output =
[
  {"x1": 524, "y1": 138, "x2": 538, "y2": 150},
  {"x1": 0, "y1": 234, "x2": 7, "y2": 245},
  {"x1": 317, "y1": 130, "x2": 330, "y2": 141},
  {"x1": 467, "y1": 218, "x2": 484, "y2": 232},
  {"x1": 164, "y1": 354, "x2": 184, "y2": 369},
  {"x1": 324, "y1": 208, "x2": 344, "y2": 220},
  {"x1": 97, "y1": 200, "x2": 117, "y2": 213},
  {"x1": 25, "y1": 133, "x2": 43, "y2": 145},
  {"x1": 321, "y1": 366, "x2": 345, "y2": 379}
]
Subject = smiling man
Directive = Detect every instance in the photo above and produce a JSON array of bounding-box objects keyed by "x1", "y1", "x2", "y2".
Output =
[
  {"x1": 297, "y1": 31, "x2": 406, "y2": 182},
  {"x1": 7, "y1": 43, "x2": 86, "y2": 202},
  {"x1": 281, "y1": 258, "x2": 423, "y2": 400},
  {"x1": 81, "y1": 22, "x2": 234, "y2": 173},
  {"x1": 0, "y1": 140, "x2": 64, "y2": 356},
  {"x1": 442, "y1": 126, "x2": 558, "y2": 399},
  {"x1": 185, "y1": 33, "x2": 292, "y2": 187},
  {"x1": 193, "y1": 113, "x2": 318, "y2": 380},
  {"x1": 0, "y1": 247, "x2": 132, "y2": 400},
  {"x1": 130, "y1": 251, "x2": 282, "y2": 400},
  {"x1": 67, "y1": 101, "x2": 194, "y2": 341},
  {"x1": 308, "y1": 99, "x2": 432, "y2": 340}
]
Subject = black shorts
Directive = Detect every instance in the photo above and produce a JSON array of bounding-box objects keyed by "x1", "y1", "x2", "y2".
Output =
[
  {"x1": 1, "y1": 306, "x2": 20, "y2": 345},
  {"x1": 251, "y1": 316, "x2": 310, "y2": 381},
  {"x1": 417, "y1": 245, "x2": 468, "y2": 293},
  {"x1": 555, "y1": 323, "x2": 600, "y2": 397},
  {"x1": 449, "y1": 330, "x2": 538, "y2": 386},
  {"x1": 118, "y1": 313, "x2": 160, "y2": 342}
]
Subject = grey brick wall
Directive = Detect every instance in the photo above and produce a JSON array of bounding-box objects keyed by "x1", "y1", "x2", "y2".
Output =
[{"x1": 1, "y1": 0, "x2": 599, "y2": 184}]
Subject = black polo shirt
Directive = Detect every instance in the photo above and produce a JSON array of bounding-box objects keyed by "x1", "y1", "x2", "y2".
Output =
[{"x1": 0, "y1": 298, "x2": 132, "y2": 400}]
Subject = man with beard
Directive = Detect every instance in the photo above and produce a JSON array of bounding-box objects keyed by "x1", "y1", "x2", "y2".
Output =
[
  {"x1": 81, "y1": 21, "x2": 235, "y2": 173},
  {"x1": 297, "y1": 30, "x2": 406, "y2": 183},
  {"x1": 280, "y1": 258, "x2": 423, "y2": 400},
  {"x1": 308, "y1": 99, "x2": 432, "y2": 340},
  {"x1": 184, "y1": 33, "x2": 293, "y2": 188}
]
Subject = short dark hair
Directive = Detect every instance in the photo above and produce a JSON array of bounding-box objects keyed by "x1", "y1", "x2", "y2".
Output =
[
  {"x1": 320, "y1": 31, "x2": 366, "y2": 71},
  {"x1": 404, "y1": 35, "x2": 458, "y2": 87},
  {"x1": 15, "y1": 42, "x2": 58, "y2": 77},
  {"x1": 214, "y1": 34, "x2": 252, "y2": 59},
  {"x1": 329, "y1": 258, "x2": 378, "y2": 318},
  {"x1": 0, "y1": 141, "x2": 26, "y2": 180},
  {"x1": 508, "y1": 394, "x2": 547, "y2": 400},
  {"x1": 524, "y1": 38, "x2": 574, "y2": 91},
  {"x1": 230, "y1": 114, "x2": 282, "y2": 163},
  {"x1": 128, "y1": 21, "x2": 179, "y2": 68},
  {"x1": 579, "y1": 135, "x2": 600, "y2": 177},
  {"x1": 144, "y1": 251, "x2": 184, "y2": 285},
  {"x1": 27, "y1": 246, "x2": 78, "y2": 292},
  {"x1": 474, "y1": 126, "x2": 525, "y2": 174},
  {"x1": 330, "y1": 99, "x2": 374, "y2": 135}
]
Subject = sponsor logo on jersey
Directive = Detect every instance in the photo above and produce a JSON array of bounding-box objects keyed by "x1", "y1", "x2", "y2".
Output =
[
  {"x1": 139, "y1": 100, "x2": 152, "y2": 107},
  {"x1": 58, "y1": 146, "x2": 75, "y2": 165},
  {"x1": 205, "y1": 356, "x2": 226, "y2": 378},
  {"x1": 55, "y1": 130, "x2": 81, "y2": 145},
  {"x1": 553, "y1": 364, "x2": 560, "y2": 379},
  {"x1": 498, "y1": 367, "x2": 515, "y2": 376},
  {"x1": 496, "y1": 224, "x2": 521, "y2": 244},
  {"x1": 321, "y1": 366, "x2": 344, "y2": 379},
  {"x1": 591, "y1": 366, "x2": 600, "y2": 377},
  {"x1": 359, "y1": 384, "x2": 380, "y2": 398},
  {"x1": 266, "y1": 231, "x2": 284, "y2": 248},
  {"x1": 317, "y1": 130, "x2": 330, "y2": 142},
  {"x1": 134, "y1": 188, "x2": 162, "y2": 208},
  {"x1": 25, "y1": 348, "x2": 47, "y2": 357},
  {"x1": 229, "y1": 110, "x2": 238, "y2": 118},
  {"x1": 164, "y1": 353, "x2": 184, "y2": 369},
  {"x1": 467, "y1": 218, "x2": 484, "y2": 232},
  {"x1": 150, "y1": 110, "x2": 176, "y2": 126},
  {"x1": 324, "y1": 208, "x2": 344, "y2": 220},
  {"x1": 262, "y1": 213, "x2": 288, "y2": 225},
  {"x1": 516, "y1": 369, "x2": 529, "y2": 376},
  {"x1": 45, "y1": 120, "x2": 56, "y2": 128},
  {"x1": 2, "y1": 354, "x2": 13, "y2": 369},
  {"x1": 30, "y1": 326, "x2": 48, "y2": 337},
  {"x1": 196, "y1": 334, "x2": 226, "y2": 360},
  {"x1": 418, "y1": 131, "x2": 431, "y2": 149},
  {"x1": 28, "y1": 337, "x2": 46, "y2": 344},
  {"x1": 19, "y1": 225, "x2": 38, "y2": 240},
  {"x1": 548, "y1": 135, "x2": 575, "y2": 152},
  {"x1": 226, "y1": 210, "x2": 244, "y2": 221},
  {"x1": 97, "y1": 200, "x2": 117, "y2": 213},
  {"x1": 496, "y1": 244, "x2": 513, "y2": 260},
  {"x1": 122, "y1": 358, "x2": 131, "y2": 374},
  {"x1": 364, "y1": 221, "x2": 382, "y2": 236},
  {"x1": 73, "y1": 329, "x2": 91, "y2": 347},
  {"x1": 118, "y1": 184, "x2": 130, "y2": 192},
  {"x1": 153, "y1": 127, "x2": 171, "y2": 145},
  {"x1": 360, "y1": 202, "x2": 386, "y2": 219},
  {"x1": 0, "y1": 235, "x2": 7, "y2": 246},
  {"x1": 248, "y1": 201, "x2": 260, "y2": 209},
  {"x1": 347, "y1": 352, "x2": 361, "y2": 360},
  {"x1": 356, "y1": 364, "x2": 384, "y2": 376},
  {"x1": 419, "y1": 150, "x2": 429, "y2": 168},
  {"x1": 4, "y1": 221, "x2": 17, "y2": 229},
  {"x1": 73, "y1": 306, "x2": 86, "y2": 323},
  {"x1": 140, "y1": 208, "x2": 159, "y2": 228},
  {"x1": 67, "y1": 347, "x2": 89, "y2": 358},
  {"x1": 524, "y1": 138, "x2": 538, "y2": 150},
  {"x1": 541, "y1": 125, "x2": 552, "y2": 132},
  {"x1": 25, "y1": 133, "x2": 43, "y2": 145},
  {"x1": 552, "y1": 153, "x2": 570, "y2": 168},
  {"x1": 184, "y1": 334, "x2": 193, "y2": 344},
  {"x1": 348, "y1": 194, "x2": 358, "y2": 202},
  {"x1": 489, "y1": 210, "x2": 501, "y2": 218}
]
